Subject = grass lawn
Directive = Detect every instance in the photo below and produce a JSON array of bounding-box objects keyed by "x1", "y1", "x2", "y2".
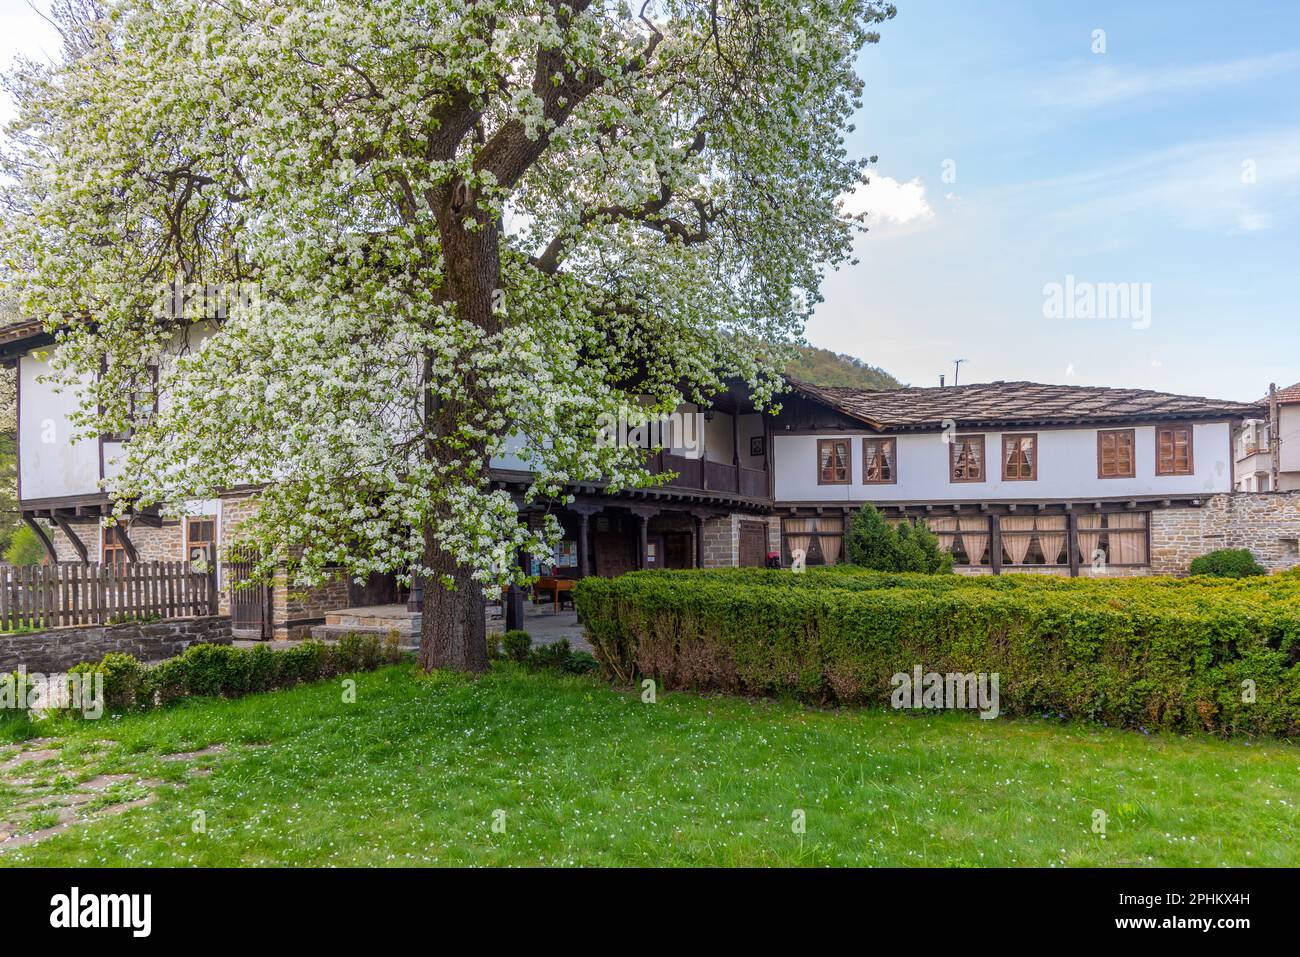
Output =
[{"x1": 0, "y1": 663, "x2": 1297, "y2": 866}]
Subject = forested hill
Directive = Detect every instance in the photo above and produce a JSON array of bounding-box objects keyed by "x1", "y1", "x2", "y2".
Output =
[{"x1": 785, "y1": 345, "x2": 902, "y2": 391}]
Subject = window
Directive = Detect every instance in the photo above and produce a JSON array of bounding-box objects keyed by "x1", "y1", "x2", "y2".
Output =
[
  {"x1": 186, "y1": 517, "x2": 216, "y2": 566},
  {"x1": 101, "y1": 364, "x2": 159, "y2": 443},
  {"x1": 1097, "y1": 429, "x2": 1135, "y2": 478},
  {"x1": 949, "y1": 435, "x2": 985, "y2": 483},
  {"x1": 1001, "y1": 433, "x2": 1037, "y2": 481},
  {"x1": 781, "y1": 515, "x2": 845, "y2": 566},
  {"x1": 863, "y1": 438, "x2": 897, "y2": 484},
  {"x1": 817, "y1": 438, "x2": 851, "y2": 485},
  {"x1": 1077, "y1": 512, "x2": 1149, "y2": 567},
  {"x1": 1155, "y1": 425, "x2": 1194, "y2": 476},
  {"x1": 103, "y1": 527, "x2": 129, "y2": 566}
]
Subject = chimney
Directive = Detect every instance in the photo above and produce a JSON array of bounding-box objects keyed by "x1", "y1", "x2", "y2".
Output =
[{"x1": 939, "y1": 374, "x2": 946, "y2": 388}]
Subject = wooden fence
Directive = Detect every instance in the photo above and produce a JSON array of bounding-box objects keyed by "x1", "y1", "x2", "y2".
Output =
[{"x1": 0, "y1": 561, "x2": 217, "y2": 633}]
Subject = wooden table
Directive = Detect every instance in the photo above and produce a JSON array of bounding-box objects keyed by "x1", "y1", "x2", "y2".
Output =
[{"x1": 534, "y1": 577, "x2": 576, "y2": 612}]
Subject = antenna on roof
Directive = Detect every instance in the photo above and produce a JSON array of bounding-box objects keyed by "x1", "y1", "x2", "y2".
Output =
[{"x1": 952, "y1": 358, "x2": 967, "y2": 386}]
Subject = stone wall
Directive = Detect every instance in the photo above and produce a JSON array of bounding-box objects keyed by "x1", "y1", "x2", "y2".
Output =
[
  {"x1": 36, "y1": 516, "x2": 188, "y2": 564},
  {"x1": 270, "y1": 567, "x2": 352, "y2": 639},
  {"x1": 1150, "y1": 491, "x2": 1300, "y2": 575},
  {"x1": 701, "y1": 514, "x2": 738, "y2": 567},
  {"x1": 0, "y1": 615, "x2": 231, "y2": 672}
]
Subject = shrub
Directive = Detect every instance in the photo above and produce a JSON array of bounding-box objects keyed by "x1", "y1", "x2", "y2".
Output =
[
  {"x1": 844, "y1": 505, "x2": 951, "y2": 574},
  {"x1": 502, "y1": 630, "x2": 532, "y2": 662},
  {"x1": 74, "y1": 633, "x2": 399, "y2": 713},
  {"x1": 1190, "y1": 548, "x2": 1267, "y2": 579},
  {"x1": 516, "y1": 638, "x2": 601, "y2": 675},
  {"x1": 843, "y1": 504, "x2": 900, "y2": 570},
  {"x1": 3, "y1": 524, "x2": 47, "y2": 567},
  {"x1": 528, "y1": 638, "x2": 573, "y2": 672},
  {"x1": 485, "y1": 631, "x2": 503, "y2": 661},
  {"x1": 574, "y1": 570, "x2": 1300, "y2": 736}
]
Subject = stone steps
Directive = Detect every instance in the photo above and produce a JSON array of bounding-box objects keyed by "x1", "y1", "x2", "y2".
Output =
[{"x1": 311, "y1": 623, "x2": 421, "y2": 648}]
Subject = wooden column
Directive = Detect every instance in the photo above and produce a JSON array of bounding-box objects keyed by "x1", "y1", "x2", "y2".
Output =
[
  {"x1": 572, "y1": 505, "x2": 600, "y2": 579},
  {"x1": 637, "y1": 513, "x2": 649, "y2": 569},
  {"x1": 504, "y1": 546, "x2": 526, "y2": 631},
  {"x1": 694, "y1": 513, "x2": 706, "y2": 568},
  {"x1": 989, "y1": 514, "x2": 1003, "y2": 575},
  {"x1": 1067, "y1": 510, "x2": 1081, "y2": 578}
]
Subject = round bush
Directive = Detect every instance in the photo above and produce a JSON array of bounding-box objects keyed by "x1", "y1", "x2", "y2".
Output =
[{"x1": 1189, "y1": 548, "x2": 1266, "y2": 578}]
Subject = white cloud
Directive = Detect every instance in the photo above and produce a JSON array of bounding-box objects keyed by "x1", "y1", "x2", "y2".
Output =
[
  {"x1": 839, "y1": 174, "x2": 935, "y2": 228},
  {"x1": 1042, "y1": 51, "x2": 1300, "y2": 110}
]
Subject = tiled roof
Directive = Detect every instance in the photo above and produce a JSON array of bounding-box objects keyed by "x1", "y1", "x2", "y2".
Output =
[
  {"x1": 1268, "y1": 382, "x2": 1300, "y2": 405},
  {"x1": 789, "y1": 378, "x2": 1266, "y2": 431}
]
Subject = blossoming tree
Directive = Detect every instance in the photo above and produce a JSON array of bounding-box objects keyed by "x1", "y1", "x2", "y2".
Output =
[{"x1": 1, "y1": 0, "x2": 893, "y2": 671}]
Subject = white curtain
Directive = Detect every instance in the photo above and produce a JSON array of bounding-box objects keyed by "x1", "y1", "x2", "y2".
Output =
[
  {"x1": 1108, "y1": 512, "x2": 1148, "y2": 564},
  {"x1": 958, "y1": 516, "x2": 989, "y2": 565},
  {"x1": 817, "y1": 517, "x2": 844, "y2": 565},
  {"x1": 927, "y1": 516, "x2": 958, "y2": 553},
  {"x1": 1077, "y1": 513, "x2": 1104, "y2": 566},
  {"x1": 784, "y1": 518, "x2": 815, "y2": 562},
  {"x1": 1000, "y1": 515, "x2": 1035, "y2": 565},
  {"x1": 1035, "y1": 516, "x2": 1067, "y2": 565}
]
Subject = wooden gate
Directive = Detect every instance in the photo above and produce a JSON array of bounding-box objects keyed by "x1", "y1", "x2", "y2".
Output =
[{"x1": 227, "y1": 549, "x2": 271, "y2": 638}]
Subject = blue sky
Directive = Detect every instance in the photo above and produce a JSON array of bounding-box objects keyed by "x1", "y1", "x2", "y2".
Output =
[
  {"x1": 822, "y1": 0, "x2": 1300, "y2": 400},
  {"x1": 1, "y1": 1, "x2": 1295, "y2": 401}
]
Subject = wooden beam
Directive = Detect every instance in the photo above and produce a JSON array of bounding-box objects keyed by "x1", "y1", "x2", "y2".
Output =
[
  {"x1": 111, "y1": 523, "x2": 140, "y2": 563},
  {"x1": 22, "y1": 516, "x2": 57, "y2": 564},
  {"x1": 51, "y1": 517, "x2": 88, "y2": 563}
]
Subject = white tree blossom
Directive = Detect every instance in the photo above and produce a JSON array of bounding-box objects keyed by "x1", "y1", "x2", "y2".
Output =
[{"x1": 1, "y1": 0, "x2": 893, "y2": 669}]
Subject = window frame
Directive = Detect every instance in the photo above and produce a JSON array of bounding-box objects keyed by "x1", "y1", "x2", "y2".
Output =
[
  {"x1": 102, "y1": 526, "x2": 129, "y2": 566},
  {"x1": 948, "y1": 434, "x2": 986, "y2": 484},
  {"x1": 1001, "y1": 432, "x2": 1038, "y2": 482},
  {"x1": 862, "y1": 437, "x2": 897, "y2": 485},
  {"x1": 1096, "y1": 428, "x2": 1136, "y2": 479},
  {"x1": 185, "y1": 516, "x2": 216, "y2": 566},
  {"x1": 101, "y1": 363, "x2": 159, "y2": 444},
  {"x1": 1154, "y1": 424, "x2": 1194, "y2": 476},
  {"x1": 816, "y1": 438, "x2": 852, "y2": 486}
]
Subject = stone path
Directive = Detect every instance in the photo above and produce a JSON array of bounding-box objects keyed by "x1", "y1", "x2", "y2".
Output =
[{"x1": 0, "y1": 737, "x2": 229, "y2": 850}]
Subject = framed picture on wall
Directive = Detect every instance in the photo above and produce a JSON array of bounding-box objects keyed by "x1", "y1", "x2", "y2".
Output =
[{"x1": 749, "y1": 435, "x2": 764, "y2": 457}]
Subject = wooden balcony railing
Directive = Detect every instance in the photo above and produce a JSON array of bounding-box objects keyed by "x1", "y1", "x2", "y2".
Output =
[{"x1": 649, "y1": 452, "x2": 767, "y2": 498}]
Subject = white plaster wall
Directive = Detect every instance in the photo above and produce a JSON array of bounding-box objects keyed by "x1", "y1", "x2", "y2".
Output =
[
  {"x1": 774, "y1": 422, "x2": 1234, "y2": 503},
  {"x1": 738, "y1": 413, "x2": 766, "y2": 468},
  {"x1": 1278, "y1": 404, "x2": 1300, "y2": 475},
  {"x1": 703, "y1": 410, "x2": 734, "y2": 463},
  {"x1": 18, "y1": 351, "x2": 100, "y2": 499}
]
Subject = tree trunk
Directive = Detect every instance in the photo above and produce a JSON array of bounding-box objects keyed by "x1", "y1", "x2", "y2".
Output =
[
  {"x1": 416, "y1": 174, "x2": 501, "y2": 673},
  {"x1": 417, "y1": 523, "x2": 489, "y2": 673}
]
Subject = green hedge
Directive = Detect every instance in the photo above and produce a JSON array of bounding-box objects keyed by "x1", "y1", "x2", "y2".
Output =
[
  {"x1": 70, "y1": 632, "x2": 405, "y2": 712},
  {"x1": 575, "y1": 570, "x2": 1300, "y2": 735}
]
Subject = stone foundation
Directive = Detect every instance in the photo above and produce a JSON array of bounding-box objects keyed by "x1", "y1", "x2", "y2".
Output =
[{"x1": 0, "y1": 615, "x2": 232, "y2": 672}]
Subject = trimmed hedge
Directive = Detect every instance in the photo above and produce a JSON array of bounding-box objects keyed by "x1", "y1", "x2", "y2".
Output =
[
  {"x1": 70, "y1": 632, "x2": 405, "y2": 712},
  {"x1": 575, "y1": 570, "x2": 1300, "y2": 736}
]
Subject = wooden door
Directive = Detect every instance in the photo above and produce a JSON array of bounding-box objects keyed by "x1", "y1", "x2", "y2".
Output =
[
  {"x1": 227, "y1": 549, "x2": 271, "y2": 638},
  {"x1": 738, "y1": 520, "x2": 768, "y2": 568}
]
